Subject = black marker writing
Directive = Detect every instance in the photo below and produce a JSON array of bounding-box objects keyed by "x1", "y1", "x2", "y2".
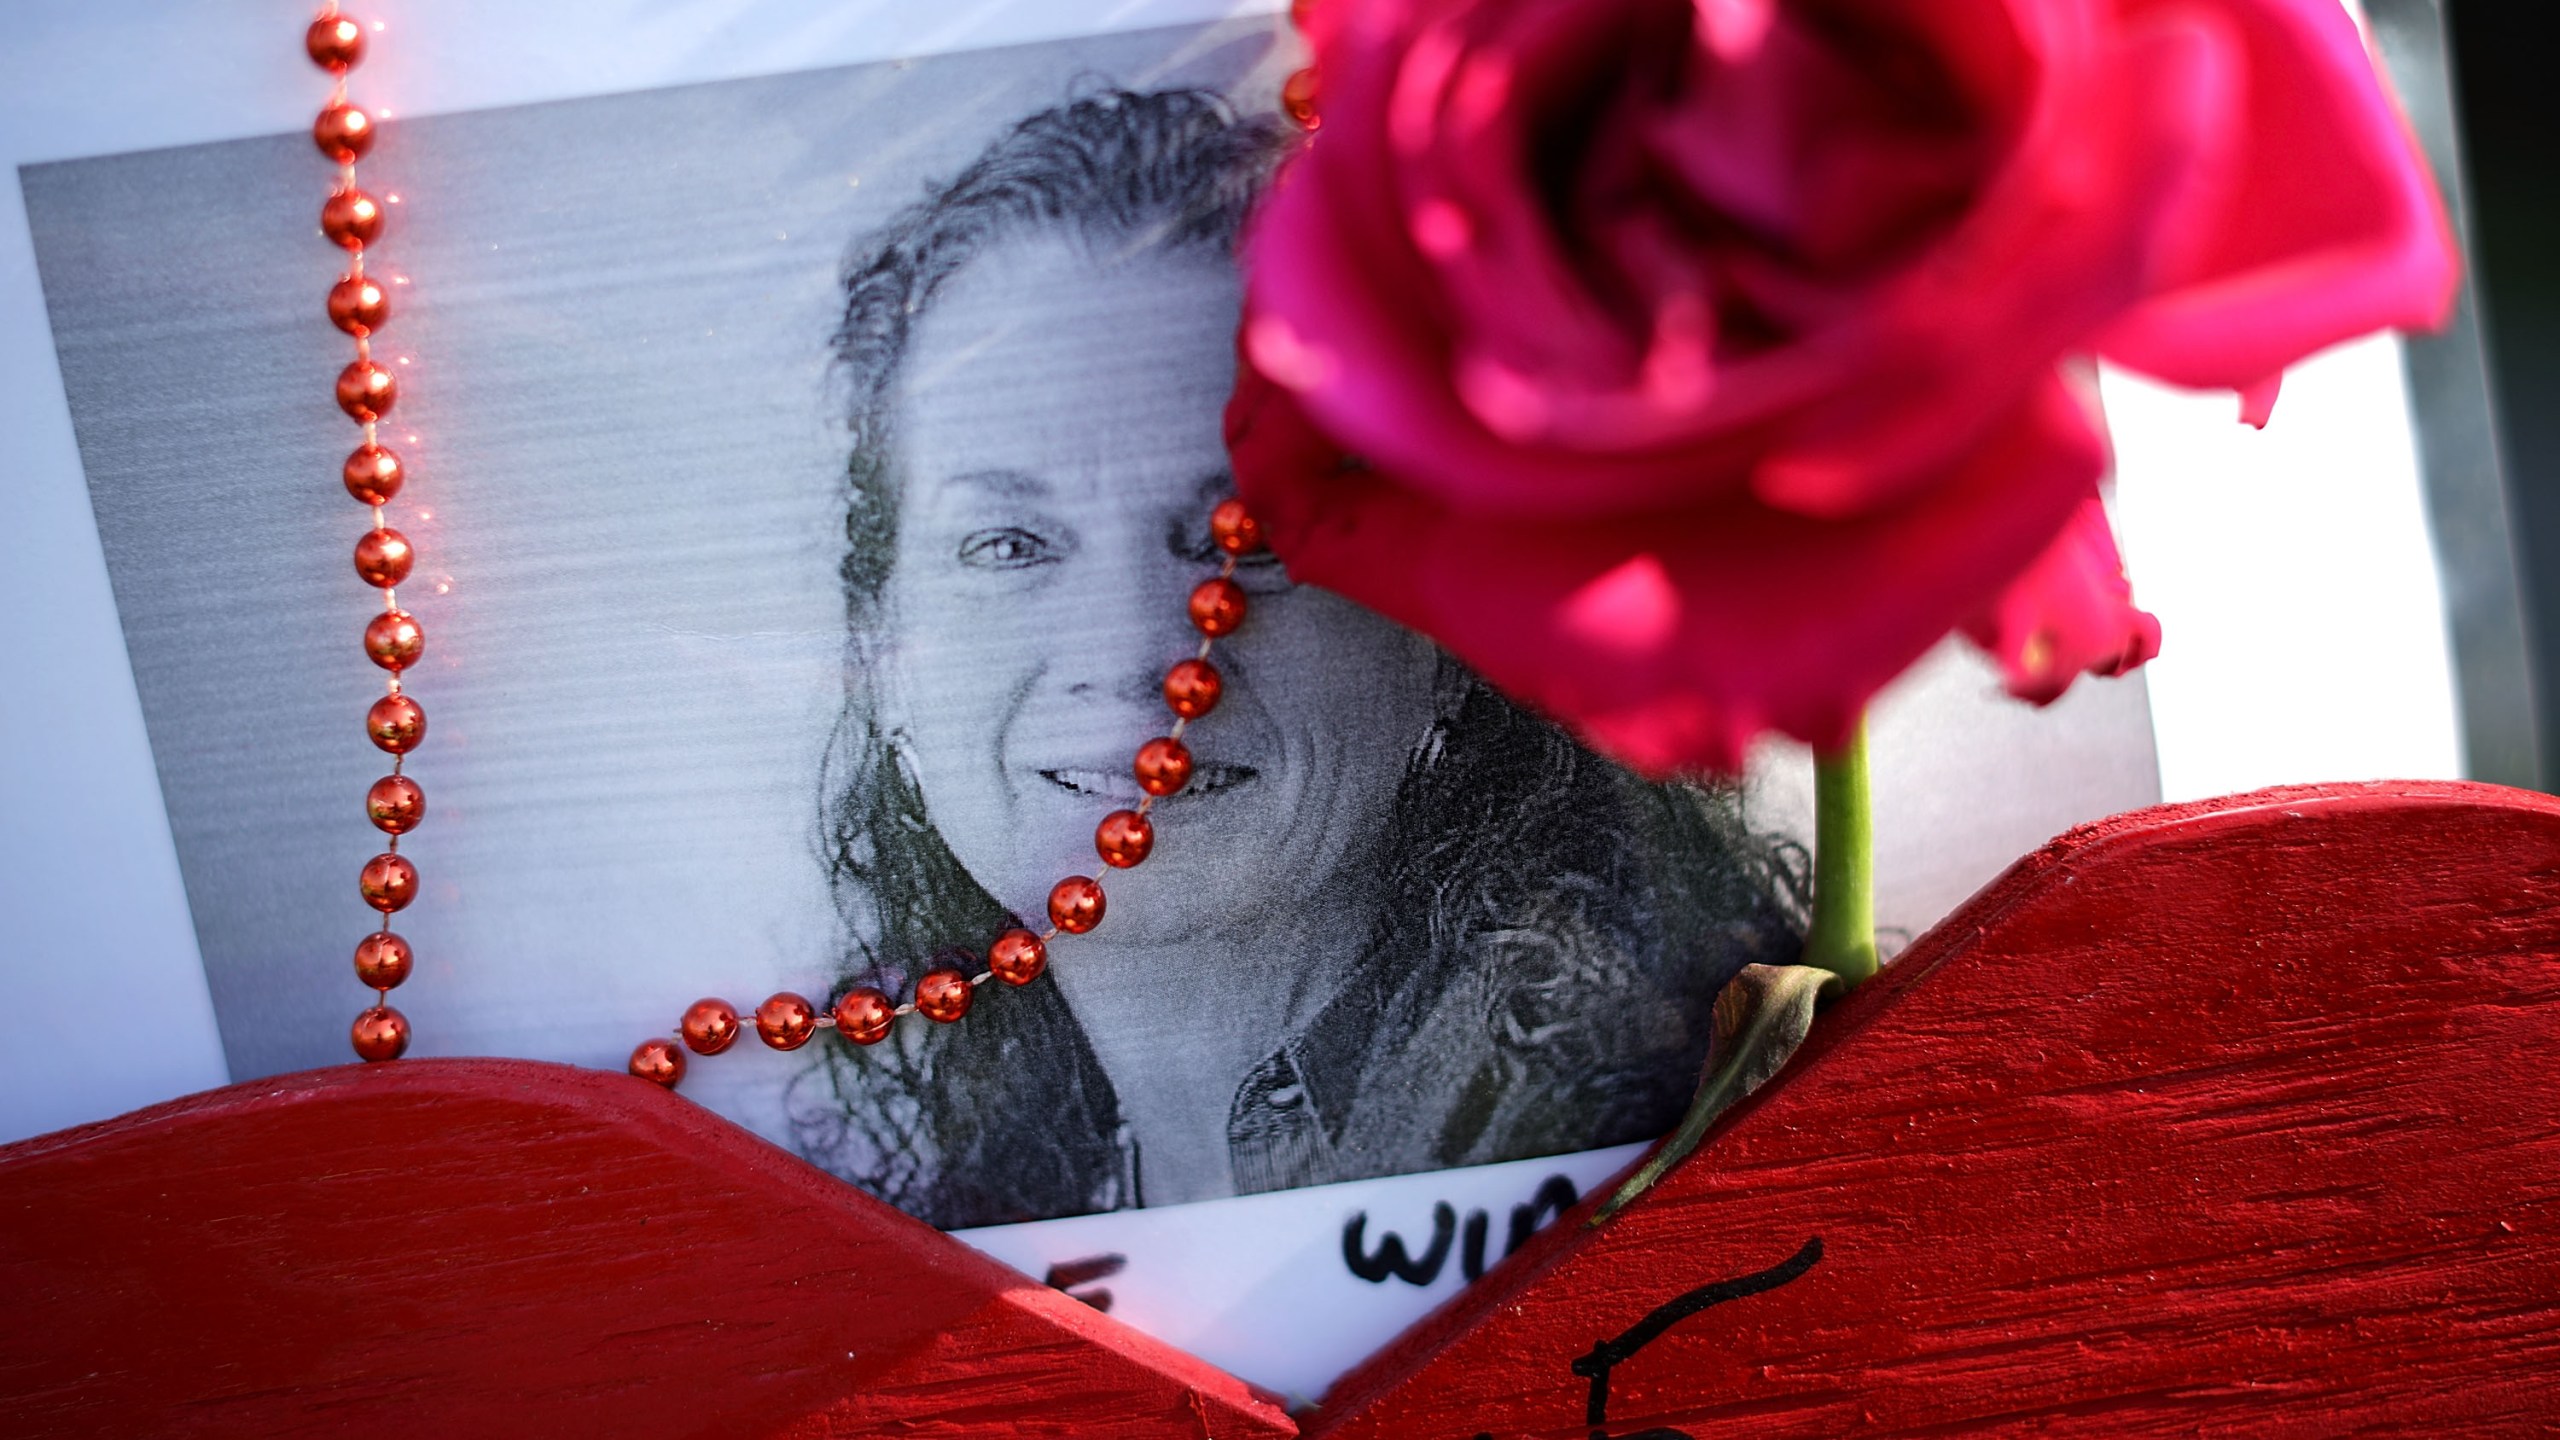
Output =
[
  {"x1": 1346, "y1": 1174, "x2": 1585, "y2": 1286},
  {"x1": 1570, "y1": 1235, "x2": 1823, "y2": 1430},
  {"x1": 1343, "y1": 1202, "x2": 1456, "y2": 1284}
]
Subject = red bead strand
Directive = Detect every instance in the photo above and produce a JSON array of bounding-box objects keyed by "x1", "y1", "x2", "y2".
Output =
[
  {"x1": 833, "y1": 988, "x2": 896, "y2": 1046},
  {"x1": 313, "y1": 10, "x2": 431, "y2": 1064},
  {"x1": 1282, "y1": 1, "x2": 1323, "y2": 131},
  {"x1": 627, "y1": 504, "x2": 1262, "y2": 1090},
  {"x1": 628, "y1": 1038, "x2": 686, "y2": 1087},
  {"x1": 755, "y1": 992, "x2": 820, "y2": 1051},
  {"x1": 681, "y1": 999, "x2": 742, "y2": 1055}
]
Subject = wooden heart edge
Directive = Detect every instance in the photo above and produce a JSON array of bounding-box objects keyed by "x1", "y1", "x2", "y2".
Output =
[{"x1": 2, "y1": 779, "x2": 2548, "y2": 1438}]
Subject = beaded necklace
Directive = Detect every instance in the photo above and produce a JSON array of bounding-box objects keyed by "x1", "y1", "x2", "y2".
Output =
[
  {"x1": 627, "y1": 508, "x2": 1260, "y2": 1091},
  {"x1": 306, "y1": 7, "x2": 1278, "y2": 1093}
]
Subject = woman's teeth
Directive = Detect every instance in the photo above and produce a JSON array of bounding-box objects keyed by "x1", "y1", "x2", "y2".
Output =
[
  {"x1": 1042, "y1": 768, "x2": 1145, "y2": 802},
  {"x1": 1039, "y1": 763, "x2": 1256, "y2": 799}
]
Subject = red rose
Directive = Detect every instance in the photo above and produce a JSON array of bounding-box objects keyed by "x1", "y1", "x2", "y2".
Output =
[{"x1": 1228, "y1": 0, "x2": 2455, "y2": 773}]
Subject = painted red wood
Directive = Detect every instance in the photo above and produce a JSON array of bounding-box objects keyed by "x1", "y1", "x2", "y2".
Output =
[
  {"x1": 0, "y1": 1058, "x2": 1293, "y2": 1439},
  {"x1": 1307, "y1": 780, "x2": 2560, "y2": 1438},
  {"x1": 5, "y1": 781, "x2": 2552, "y2": 1436}
]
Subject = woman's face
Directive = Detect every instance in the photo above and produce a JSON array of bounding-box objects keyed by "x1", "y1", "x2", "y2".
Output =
[{"x1": 874, "y1": 235, "x2": 1439, "y2": 946}]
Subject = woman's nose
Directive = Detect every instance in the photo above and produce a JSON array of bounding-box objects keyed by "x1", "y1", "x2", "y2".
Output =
[{"x1": 1050, "y1": 533, "x2": 1198, "y2": 708}]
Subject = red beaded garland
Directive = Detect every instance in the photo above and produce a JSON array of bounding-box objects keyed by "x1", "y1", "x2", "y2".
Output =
[
  {"x1": 988, "y1": 928, "x2": 1047, "y2": 986},
  {"x1": 366, "y1": 774, "x2": 425, "y2": 834},
  {"x1": 833, "y1": 987, "x2": 896, "y2": 1046},
  {"x1": 1283, "y1": 0, "x2": 1323, "y2": 129},
  {"x1": 1096, "y1": 809, "x2": 1154, "y2": 869},
  {"x1": 328, "y1": 274, "x2": 392, "y2": 336},
  {"x1": 353, "y1": 931, "x2": 412, "y2": 989},
  {"x1": 366, "y1": 691, "x2": 425, "y2": 753},
  {"x1": 318, "y1": 14, "x2": 430, "y2": 1066},
  {"x1": 1133, "y1": 736, "x2": 1193, "y2": 797},
  {"x1": 359, "y1": 851, "x2": 418, "y2": 913},
  {"x1": 1209, "y1": 497, "x2": 1267, "y2": 555},
  {"x1": 1049, "y1": 875, "x2": 1107, "y2": 934},
  {"x1": 320, "y1": 188, "x2": 385, "y2": 250},
  {"x1": 363, "y1": 609, "x2": 423, "y2": 671},
  {"x1": 343, "y1": 443, "x2": 404, "y2": 504},
  {"x1": 681, "y1": 998, "x2": 741, "y2": 1055},
  {"x1": 1282, "y1": 67, "x2": 1321, "y2": 130},
  {"x1": 351, "y1": 1004, "x2": 409, "y2": 1062},
  {"x1": 354, "y1": 527, "x2": 414, "y2": 587},
  {"x1": 914, "y1": 967, "x2": 975, "y2": 1024},
  {"x1": 1189, "y1": 576, "x2": 1248, "y2": 637},
  {"x1": 307, "y1": 14, "x2": 366, "y2": 71},
  {"x1": 1163, "y1": 658, "x2": 1223, "y2": 719},
  {"x1": 336, "y1": 358, "x2": 397, "y2": 421},
  {"x1": 628, "y1": 1038, "x2": 686, "y2": 1088},
  {"x1": 755, "y1": 992, "x2": 819, "y2": 1051},
  {"x1": 615, "y1": 502, "x2": 1267, "y2": 1090},
  {"x1": 313, "y1": 104, "x2": 375, "y2": 162}
]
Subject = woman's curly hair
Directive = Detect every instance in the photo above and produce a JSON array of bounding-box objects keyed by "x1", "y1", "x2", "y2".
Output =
[{"x1": 794, "y1": 87, "x2": 1808, "y2": 1228}]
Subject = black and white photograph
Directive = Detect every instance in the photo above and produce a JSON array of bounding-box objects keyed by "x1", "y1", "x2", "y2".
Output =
[{"x1": 22, "y1": 14, "x2": 2158, "y2": 1235}]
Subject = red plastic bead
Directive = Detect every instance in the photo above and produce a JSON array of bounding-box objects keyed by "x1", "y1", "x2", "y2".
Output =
[
  {"x1": 1133, "y1": 737, "x2": 1193, "y2": 797},
  {"x1": 1096, "y1": 810, "x2": 1154, "y2": 869},
  {"x1": 364, "y1": 609, "x2": 423, "y2": 671},
  {"x1": 914, "y1": 967, "x2": 974, "y2": 1024},
  {"x1": 353, "y1": 930, "x2": 412, "y2": 989},
  {"x1": 366, "y1": 774, "x2": 424, "y2": 834},
  {"x1": 313, "y1": 104, "x2": 375, "y2": 162},
  {"x1": 307, "y1": 14, "x2": 366, "y2": 72},
  {"x1": 1188, "y1": 577, "x2": 1248, "y2": 637},
  {"x1": 336, "y1": 358, "x2": 397, "y2": 421},
  {"x1": 1049, "y1": 875, "x2": 1106, "y2": 934},
  {"x1": 1209, "y1": 498, "x2": 1267, "y2": 556},
  {"x1": 681, "y1": 998, "x2": 741, "y2": 1055},
  {"x1": 988, "y1": 928, "x2": 1048, "y2": 987},
  {"x1": 366, "y1": 691, "x2": 425, "y2": 753},
  {"x1": 755, "y1": 992, "x2": 819, "y2": 1050},
  {"x1": 833, "y1": 986, "x2": 896, "y2": 1045},
  {"x1": 320, "y1": 188, "x2": 384, "y2": 250},
  {"x1": 359, "y1": 851, "x2": 417, "y2": 913},
  {"x1": 351, "y1": 1004, "x2": 408, "y2": 1062},
  {"x1": 629, "y1": 1037, "x2": 686, "y2": 1088},
  {"x1": 328, "y1": 274, "x2": 392, "y2": 336},
  {"x1": 1282, "y1": 68, "x2": 1321, "y2": 130},
  {"x1": 1163, "y1": 658, "x2": 1223, "y2": 719},
  {"x1": 354, "y1": 526, "x2": 413, "y2": 587},
  {"x1": 344, "y1": 443, "x2": 404, "y2": 505}
]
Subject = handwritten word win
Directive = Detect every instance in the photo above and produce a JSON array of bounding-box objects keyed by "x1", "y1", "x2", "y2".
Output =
[{"x1": 1342, "y1": 1175, "x2": 1580, "y2": 1285}]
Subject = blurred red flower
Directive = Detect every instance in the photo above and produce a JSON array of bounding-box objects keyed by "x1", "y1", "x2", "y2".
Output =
[{"x1": 1228, "y1": 0, "x2": 2455, "y2": 773}]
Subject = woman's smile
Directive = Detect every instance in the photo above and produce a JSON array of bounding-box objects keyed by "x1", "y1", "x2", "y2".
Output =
[{"x1": 1033, "y1": 761, "x2": 1259, "y2": 804}]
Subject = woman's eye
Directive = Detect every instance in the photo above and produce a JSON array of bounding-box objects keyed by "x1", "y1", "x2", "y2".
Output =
[{"x1": 957, "y1": 527, "x2": 1057, "y2": 570}]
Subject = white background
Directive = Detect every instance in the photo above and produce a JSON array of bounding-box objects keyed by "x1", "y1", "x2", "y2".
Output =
[{"x1": 0, "y1": 0, "x2": 2463, "y2": 1400}]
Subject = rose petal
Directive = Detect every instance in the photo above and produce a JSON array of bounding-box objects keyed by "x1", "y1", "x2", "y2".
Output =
[
  {"x1": 1238, "y1": 360, "x2": 2108, "y2": 776},
  {"x1": 1739, "y1": 0, "x2": 2236, "y2": 519},
  {"x1": 2098, "y1": 0, "x2": 2459, "y2": 386},
  {"x1": 1961, "y1": 491, "x2": 2162, "y2": 704},
  {"x1": 2237, "y1": 370, "x2": 2282, "y2": 428}
]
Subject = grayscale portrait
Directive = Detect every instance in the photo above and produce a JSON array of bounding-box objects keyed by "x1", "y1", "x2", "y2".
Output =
[
  {"x1": 26, "y1": 13, "x2": 2155, "y2": 1240},
  {"x1": 783, "y1": 89, "x2": 1811, "y2": 1228}
]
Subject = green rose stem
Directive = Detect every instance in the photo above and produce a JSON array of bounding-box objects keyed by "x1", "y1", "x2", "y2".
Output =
[
  {"x1": 1802, "y1": 714, "x2": 1880, "y2": 986},
  {"x1": 1593, "y1": 715, "x2": 1877, "y2": 1225}
]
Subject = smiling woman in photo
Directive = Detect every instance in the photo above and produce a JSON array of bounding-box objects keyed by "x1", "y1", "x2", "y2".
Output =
[{"x1": 790, "y1": 88, "x2": 1810, "y2": 1229}]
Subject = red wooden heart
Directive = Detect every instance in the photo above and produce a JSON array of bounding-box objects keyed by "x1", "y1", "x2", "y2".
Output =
[
  {"x1": 1307, "y1": 780, "x2": 2560, "y2": 1437},
  {"x1": 0, "y1": 1057, "x2": 1292, "y2": 1437},
  {"x1": 3, "y1": 780, "x2": 2553, "y2": 1436}
]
